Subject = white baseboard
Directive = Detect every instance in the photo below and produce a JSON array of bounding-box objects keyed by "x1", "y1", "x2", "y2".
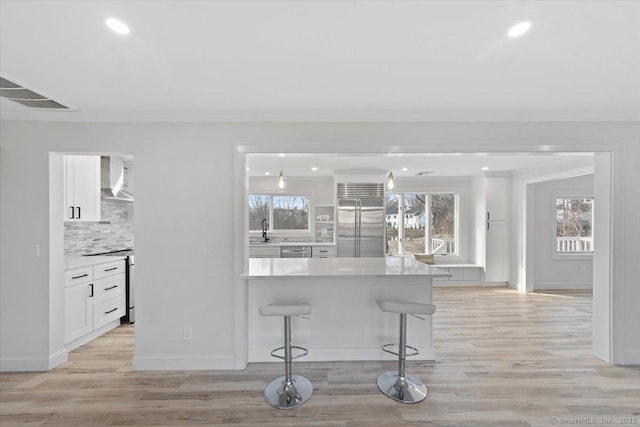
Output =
[
  {"x1": 133, "y1": 354, "x2": 235, "y2": 370},
  {"x1": 434, "y1": 282, "x2": 482, "y2": 287},
  {"x1": 48, "y1": 348, "x2": 68, "y2": 369},
  {"x1": 534, "y1": 282, "x2": 592, "y2": 290},
  {"x1": 1, "y1": 348, "x2": 68, "y2": 372},
  {"x1": 624, "y1": 348, "x2": 640, "y2": 365},
  {"x1": 65, "y1": 319, "x2": 120, "y2": 352},
  {"x1": 248, "y1": 346, "x2": 435, "y2": 363}
]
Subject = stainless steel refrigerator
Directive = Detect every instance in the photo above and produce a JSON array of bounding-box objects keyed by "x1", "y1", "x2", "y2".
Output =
[{"x1": 337, "y1": 183, "x2": 385, "y2": 257}]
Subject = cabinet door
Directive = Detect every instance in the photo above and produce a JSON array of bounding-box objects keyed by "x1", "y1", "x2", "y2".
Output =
[
  {"x1": 64, "y1": 155, "x2": 100, "y2": 222},
  {"x1": 485, "y1": 178, "x2": 508, "y2": 221},
  {"x1": 485, "y1": 221, "x2": 509, "y2": 282},
  {"x1": 71, "y1": 156, "x2": 101, "y2": 221},
  {"x1": 65, "y1": 283, "x2": 94, "y2": 343},
  {"x1": 63, "y1": 157, "x2": 76, "y2": 220}
]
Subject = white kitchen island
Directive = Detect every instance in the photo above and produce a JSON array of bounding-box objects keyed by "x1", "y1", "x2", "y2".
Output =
[{"x1": 243, "y1": 257, "x2": 450, "y2": 362}]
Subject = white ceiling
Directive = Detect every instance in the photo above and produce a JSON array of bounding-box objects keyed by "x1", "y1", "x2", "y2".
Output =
[
  {"x1": 247, "y1": 152, "x2": 593, "y2": 177},
  {"x1": 1, "y1": 1, "x2": 639, "y2": 122}
]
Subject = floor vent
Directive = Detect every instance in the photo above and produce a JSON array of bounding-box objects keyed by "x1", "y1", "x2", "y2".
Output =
[{"x1": 0, "y1": 76, "x2": 69, "y2": 109}]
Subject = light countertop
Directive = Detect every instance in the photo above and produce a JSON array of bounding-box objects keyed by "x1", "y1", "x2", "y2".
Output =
[
  {"x1": 65, "y1": 255, "x2": 126, "y2": 270},
  {"x1": 243, "y1": 257, "x2": 452, "y2": 278}
]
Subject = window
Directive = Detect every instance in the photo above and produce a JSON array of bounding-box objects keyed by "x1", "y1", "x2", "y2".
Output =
[
  {"x1": 248, "y1": 195, "x2": 310, "y2": 231},
  {"x1": 555, "y1": 197, "x2": 593, "y2": 254},
  {"x1": 248, "y1": 195, "x2": 270, "y2": 231},
  {"x1": 386, "y1": 192, "x2": 457, "y2": 256}
]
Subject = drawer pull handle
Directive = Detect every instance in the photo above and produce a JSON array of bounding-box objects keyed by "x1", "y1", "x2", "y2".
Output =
[
  {"x1": 89, "y1": 284, "x2": 93, "y2": 297},
  {"x1": 105, "y1": 308, "x2": 118, "y2": 314},
  {"x1": 72, "y1": 273, "x2": 89, "y2": 279},
  {"x1": 104, "y1": 285, "x2": 118, "y2": 291},
  {"x1": 104, "y1": 267, "x2": 118, "y2": 272}
]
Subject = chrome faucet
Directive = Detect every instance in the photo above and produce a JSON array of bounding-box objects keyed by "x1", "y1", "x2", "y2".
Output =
[{"x1": 262, "y1": 218, "x2": 269, "y2": 243}]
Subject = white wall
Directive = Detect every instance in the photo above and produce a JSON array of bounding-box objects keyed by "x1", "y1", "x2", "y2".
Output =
[
  {"x1": 531, "y1": 175, "x2": 594, "y2": 290},
  {"x1": 1, "y1": 121, "x2": 639, "y2": 370}
]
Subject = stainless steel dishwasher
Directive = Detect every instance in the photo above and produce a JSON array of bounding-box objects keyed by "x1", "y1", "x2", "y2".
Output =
[{"x1": 280, "y1": 246, "x2": 312, "y2": 258}]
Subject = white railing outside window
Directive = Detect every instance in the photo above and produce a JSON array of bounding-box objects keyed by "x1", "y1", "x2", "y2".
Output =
[
  {"x1": 431, "y1": 238, "x2": 455, "y2": 255},
  {"x1": 556, "y1": 237, "x2": 593, "y2": 253}
]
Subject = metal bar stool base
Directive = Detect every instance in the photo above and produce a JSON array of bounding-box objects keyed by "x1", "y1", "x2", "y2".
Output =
[
  {"x1": 377, "y1": 371, "x2": 428, "y2": 404},
  {"x1": 264, "y1": 375, "x2": 313, "y2": 410}
]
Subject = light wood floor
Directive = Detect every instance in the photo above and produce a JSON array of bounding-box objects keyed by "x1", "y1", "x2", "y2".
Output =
[{"x1": 2, "y1": 287, "x2": 639, "y2": 427}]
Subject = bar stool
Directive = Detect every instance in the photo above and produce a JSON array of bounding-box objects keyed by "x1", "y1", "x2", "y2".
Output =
[
  {"x1": 376, "y1": 300, "x2": 436, "y2": 404},
  {"x1": 259, "y1": 302, "x2": 313, "y2": 410}
]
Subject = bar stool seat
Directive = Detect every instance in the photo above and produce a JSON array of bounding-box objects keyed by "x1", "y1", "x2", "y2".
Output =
[
  {"x1": 377, "y1": 300, "x2": 436, "y2": 404},
  {"x1": 260, "y1": 302, "x2": 312, "y2": 410}
]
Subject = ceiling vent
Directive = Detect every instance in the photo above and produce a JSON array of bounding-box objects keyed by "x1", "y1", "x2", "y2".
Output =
[
  {"x1": 0, "y1": 76, "x2": 69, "y2": 109},
  {"x1": 416, "y1": 171, "x2": 434, "y2": 176}
]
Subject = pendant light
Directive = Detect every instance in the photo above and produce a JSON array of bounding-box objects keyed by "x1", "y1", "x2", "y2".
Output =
[
  {"x1": 387, "y1": 170, "x2": 395, "y2": 190},
  {"x1": 278, "y1": 157, "x2": 286, "y2": 190}
]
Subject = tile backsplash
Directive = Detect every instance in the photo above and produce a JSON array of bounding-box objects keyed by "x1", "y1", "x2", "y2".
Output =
[{"x1": 64, "y1": 198, "x2": 134, "y2": 255}]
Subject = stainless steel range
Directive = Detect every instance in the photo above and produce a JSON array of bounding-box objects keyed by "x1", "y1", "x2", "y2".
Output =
[{"x1": 84, "y1": 249, "x2": 135, "y2": 324}]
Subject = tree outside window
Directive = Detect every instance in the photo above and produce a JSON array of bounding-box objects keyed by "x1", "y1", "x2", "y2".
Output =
[
  {"x1": 555, "y1": 197, "x2": 593, "y2": 253},
  {"x1": 248, "y1": 195, "x2": 269, "y2": 231},
  {"x1": 248, "y1": 195, "x2": 310, "y2": 231},
  {"x1": 273, "y1": 196, "x2": 309, "y2": 230}
]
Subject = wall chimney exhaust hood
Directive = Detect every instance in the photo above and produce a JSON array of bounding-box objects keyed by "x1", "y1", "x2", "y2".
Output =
[{"x1": 101, "y1": 156, "x2": 133, "y2": 202}]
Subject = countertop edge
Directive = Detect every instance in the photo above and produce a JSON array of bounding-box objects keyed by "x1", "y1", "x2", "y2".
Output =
[{"x1": 65, "y1": 255, "x2": 127, "y2": 271}]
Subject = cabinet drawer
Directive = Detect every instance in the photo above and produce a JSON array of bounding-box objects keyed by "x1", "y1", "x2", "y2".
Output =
[
  {"x1": 65, "y1": 267, "x2": 93, "y2": 287},
  {"x1": 93, "y1": 260, "x2": 126, "y2": 280},
  {"x1": 94, "y1": 296, "x2": 124, "y2": 329},
  {"x1": 312, "y1": 246, "x2": 335, "y2": 258},
  {"x1": 93, "y1": 274, "x2": 125, "y2": 304}
]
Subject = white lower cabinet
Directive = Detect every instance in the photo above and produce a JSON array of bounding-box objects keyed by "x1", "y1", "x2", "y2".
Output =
[
  {"x1": 65, "y1": 259, "x2": 126, "y2": 349},
  {"x1": 64, "y1": 282, "x2": 94, "y2": 343},
  {"x1": 94, "y1": 296, "x2": 125, "y2": 330},
  {"x1": 312, "y1": 246, "x2": 336, "y2": 258},
  {"x1": 249, "y1": 246, "x2": 281, "y2": 258}
]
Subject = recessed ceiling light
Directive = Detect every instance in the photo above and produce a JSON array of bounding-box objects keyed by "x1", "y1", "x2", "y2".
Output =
[
  {"x1": 402, "y1": 167, "x2": 409, "y2": 172},
  {"x1": 105, "y1": 18, "x2": 130, "y2": 35},
  {"x1": 508, "y1": 21, "x2": 531, "y2": 38},
  {"x1": 482, "y1": 166, "x2": 490, "y2": 171},
  {"x1": 311, "y1": 167, "x2": 318, "y2": 171},
  {"x1": 265, "y1": 172, "x2": 271, "y2": 176}
]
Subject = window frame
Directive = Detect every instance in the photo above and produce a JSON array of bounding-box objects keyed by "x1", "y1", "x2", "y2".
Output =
[
  {"x1": 248, "y1": 193, "x2": 312, "y2": 235},
  {"x1": 385, "y1": 191, "x2": 460, "y2": 258},
  {"x1": 552, "y1": 191, "x2": 594, "y2": 259}
]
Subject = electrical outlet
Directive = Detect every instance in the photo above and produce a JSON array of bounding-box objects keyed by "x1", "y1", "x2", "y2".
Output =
[
  {"x1": 30, "y1": 244, "x2": 40, "y2": 257},
  {"x1": 183, "y1": 327, "x2": 192, "y2": 340}
]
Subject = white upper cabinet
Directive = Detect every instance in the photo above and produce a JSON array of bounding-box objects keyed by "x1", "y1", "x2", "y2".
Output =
[
  {"x1": 485, "y1": 177, "x2": 509, "y2": 221},
  {"x1": 64, "y1": 155, "x2": 100, "y2": 221}
]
